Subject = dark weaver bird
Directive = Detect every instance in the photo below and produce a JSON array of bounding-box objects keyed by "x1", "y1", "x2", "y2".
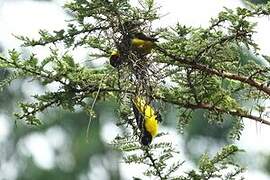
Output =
[
  {"x1": 131, "y1": 32, "x2": 158, "y2": 54},
  {"x1": 132, "y1": 96, "x2": 162, "y2": 146},
  {"x1": 109, "y1": 50, "x2": 123, "y2": 68}
]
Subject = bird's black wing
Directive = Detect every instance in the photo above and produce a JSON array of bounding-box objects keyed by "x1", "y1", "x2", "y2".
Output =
[
  {"x1": 132, "y1": 102, "x2": 144, "y2": 130},
  {"x1": 134, "y1": 33, "x2": 158, "y2": 42}
]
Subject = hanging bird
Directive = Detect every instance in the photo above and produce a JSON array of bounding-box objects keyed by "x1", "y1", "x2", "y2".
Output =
[
  {"x1": 109, "y1": 50, "x2": 123, "y2": 68},
  {"x1": 131, "y1": 32, "x2": 158, "y2": 54},
  {"x1": 132, "y1": 96, "x2": 162, "y2": 146}
]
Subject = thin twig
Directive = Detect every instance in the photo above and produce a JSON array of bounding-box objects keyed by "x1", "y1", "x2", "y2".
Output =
[
  {"x1": 157, "y1": 96, "x2": 270, "y2": 126},
  {"x1": 156, "y1": 46, "x2": 270, "y2": 96},
  {"x1": 85, "y1": 71, "x2": 112, "y2": 142}
]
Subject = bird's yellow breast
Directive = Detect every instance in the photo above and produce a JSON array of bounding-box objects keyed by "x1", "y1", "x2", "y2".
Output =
[
  {"x1": 144, "y1": 116, "x2": 158, "y2": 137},
  {"x1": 134, "y1": 96, "x2": 159, "y2": 137}
]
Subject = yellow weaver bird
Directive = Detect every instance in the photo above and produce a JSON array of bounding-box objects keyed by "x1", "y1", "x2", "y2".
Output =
[
  {"x1": 132, "y1": 96, "x2": 162, "y2": 145},
  {"x1": 131, "y1": 33, "x2": 158, "y2": 54},
  {"x1": 109, "y1": 50, "x2": 122, "y2": 68}
]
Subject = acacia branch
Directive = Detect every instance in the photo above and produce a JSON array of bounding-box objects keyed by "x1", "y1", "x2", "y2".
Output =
[
  {"x1": 18, "y1": 99, "x2": 60, "y2": 121},
  {"x1": 144, "y1": 148, "x2": 164, "y2": 180},
  {"x1": 192, "y1": 103, "x2": 270, "y2": 125},
  {"x1": 158, "y1": 97, "x2": 270, "y2": 126},
  {"x1": 24, "y1": 25, "x2": 110, "y2": 46},
  {"x1": 78, "y1": 84, "x2": 270, "y2": 126},
  {"x1": 186, "y1": 68, "x2": 199, "y2": 103},
  {"x1": 191, "y1": 63, "x2": 270, "y2": 95},
  {"x1": 157, "y1": 47, "x2": 270, "y2": 96},
  {"x1": 195, "y1": 34, "x2": 237, "y2": 59},
  {"x1": 0, "y1": 55, "x2": 72, "y2": 88}
]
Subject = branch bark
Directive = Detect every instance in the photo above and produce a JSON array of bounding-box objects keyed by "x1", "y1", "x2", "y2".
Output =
[
  {"x1": 157, "y1": 47, "x2": 270, "y2": 96},
  {"x1": 158, "y1": 97, "x2": 270, "y2": 126}
]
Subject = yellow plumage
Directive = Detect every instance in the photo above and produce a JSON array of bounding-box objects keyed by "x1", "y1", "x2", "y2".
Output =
[
  {"x1": 131, "y1": 38, "x2": 147, "y2": 47},
  {"x1": 111, "y1": 50, "x2": 119, "y2": 56},
  {"x1": 132, "y1": 96, "x2": 159, "y2": 145},
  {"x1": 131, "y1": 33, "x2": 157, "y2": 54}
]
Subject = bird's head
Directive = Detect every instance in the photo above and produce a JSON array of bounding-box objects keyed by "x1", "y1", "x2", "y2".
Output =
[
  {"x1": 109, "y1": 50, "x2": 122, "y2": 67},
  {"x1": 141, "y1": 131, "x2": 152, "y2": 146}
]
